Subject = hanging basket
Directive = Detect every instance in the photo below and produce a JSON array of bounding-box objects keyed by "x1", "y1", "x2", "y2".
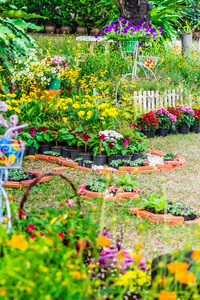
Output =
[{"x1": 120, "y1": 40, "x2": 138, "y2": 52}]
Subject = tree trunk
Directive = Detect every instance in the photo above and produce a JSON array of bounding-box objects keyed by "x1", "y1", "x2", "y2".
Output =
[{"x1": 116, "y1": 0, "x2": 151, "y2": 25}]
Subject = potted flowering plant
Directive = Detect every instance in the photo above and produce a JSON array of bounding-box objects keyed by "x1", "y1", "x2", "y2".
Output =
[
  {"x1": 35, "y1": 125, "x2": 52, "y2": 154},
  {"x1": 191, "y1": 108, "x2": 200, "y2": 134},
  {"x1": 102, "y1": 130, "x2": 124, "y2": 166},
  {"x1": 42, "y1": 56, "x2": 68, "y2": 90},
  {"x1": 50, "y1": 127, "x2": 63, "y2": 155},
  {"x1": 90, "y1": 133, "x2": 108, "y2": 166},
  {"x1": 19, "y1": 126, "x2": 39, "y2": 156},
  {"x1": 177, "y1": 106, "x2": 194, "y2": 134},
  {"x1": 167, "y1": 107, "x2": 182, "y2": 134},
  {"x1": 77, "y1": 133, "x2": 93, "y2": 162},
  {"x1": 138, "y1": 112, "x2": 159, "y2": 138},
  {"x1": 97, "y1": 18, "x2": 163, "y2": 52},
  {"x1": 154, "y1": 108, "x2": 177, "y2": 137},
  {"x1": 59, "y1": 127, "x2": 84, "y2": 160}
]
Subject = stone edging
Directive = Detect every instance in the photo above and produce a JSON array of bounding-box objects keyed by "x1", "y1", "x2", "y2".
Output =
[
  {"x1": 25, "y1": 150, "x2": 186, "y2": 175},
  {"x1": 129, "y1": 207, "x2": 200, "y2": 226},
  {"x1": 3, "y1": 171, "x2": 52, "y2": 189}
]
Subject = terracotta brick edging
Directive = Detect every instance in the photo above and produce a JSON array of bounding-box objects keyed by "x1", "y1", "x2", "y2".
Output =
[
  {"x1": 128, "y1": 207, "x2": 200, "y2": 226},
  {"x1": 3, "y1": 171, "x2": 51, "y2": 189},
  {"x1": 25, "y1": 151, "x2": 187, "y2": 176},
  {"x1": 81, "y1": 185, "x2": 140, "y2": 201}
]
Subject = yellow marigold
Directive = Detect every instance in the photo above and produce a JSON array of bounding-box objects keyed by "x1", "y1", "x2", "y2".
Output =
[
  {"x1": 167, "y1": 262, "x2": 188, "y2": 273},
  {"x1": 63, "y1": 117, "x2": 68, "y2": 122},
  {"x1": 158, "y1": 290, "x2": 176, "y2": 300},
  {"x1": 66, "y1": 98, "x2": 73, "y2": 104},
  {"x1": 7, "y1": 105, "x2": 12, "y2": 111},
  {"x1": 8, "y1": 235, "x2": 28, "y2": 250},
  {"x1": 78, "y1": 110, "x2": 85, "y2": 117},
  {"x1": 175, "y1": 271, "x2": 196, "y2": 284},
  {"x1": 191, "y1": 250, "x2": 200, "y2": 262},
  {"x1": 97, "y1": 236, "x2": 111, "y2": 247},
  {"x1": 72, "y1": 103, "x2": 80, "y2": 109},
  {"x1": 70, "y1": 271, "x2": 81, "y2": 279}
]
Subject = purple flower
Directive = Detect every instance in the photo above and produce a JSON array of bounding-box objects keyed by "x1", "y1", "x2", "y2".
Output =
[{"x1": 95, "y1": 34, "x2": 98, "y2": 39}]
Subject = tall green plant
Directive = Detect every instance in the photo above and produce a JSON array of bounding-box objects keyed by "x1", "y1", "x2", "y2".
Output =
[
  {"x1": 149, "y1": 0, "x2": 187, "y2": 40},
  {"x1": 96, "y1": 0, "x2": 119, "y2": 28}
]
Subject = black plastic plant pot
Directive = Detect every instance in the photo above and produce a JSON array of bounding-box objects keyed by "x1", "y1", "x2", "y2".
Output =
[
  {"x1": 51, "y1": 146, "x2": 63, "y2": 155},
  {"x1": 27, "y1": 146, "x2": 38, "y2": 156},
  {"x1": 38, "y1": 145, "x2": 51, "y2": 154},
  {"x1": 93, "y1": 155, "x2": 108, "y2": 166},
  {"x1": 77, "y1": 153, "x2": 93, "y2": 162},
  {"x1": 78, "y1": 159, "x2": 84, "y2": 167},
  {"x1": 123, "y1": 154, "x2": 132, "y2": 161},
  {"x1": 141, "y1": 130, "x2": 155, "y2": 138},
  {"x1": 85, "y1": 162, "x2": 93, "y2": 169},
  {"x1": 190, "y1": 125, "x2": 200, "y2": 134},
  {"x1": 23, "y1": 147, "x2": 27, "y2": 158},
  {"x1": 62, "y1": 148, "x2": 71, "y2": 158},
  {"x1": 156, "y1": 128, "x2": 168, "y2": 137},
  {"x1": 70, "y1": 150, "x2": 82, "y2": 161},
  {"x1": 132, "y1": 152, "x2": 140, "y2": 161},
  {"x1": 178, "y1": 125, "x2": 189, "y2": 134},
  {"x1": 168, "y1": 126, "x2": 177, "y2": 135},
  {"x1": 107, "y1": 154, "x2": 122, "y2": 167}
]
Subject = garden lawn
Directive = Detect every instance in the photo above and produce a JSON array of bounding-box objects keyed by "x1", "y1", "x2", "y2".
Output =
[{"x1": 11, "y1": 132, "x2": 200, "y2": 259}]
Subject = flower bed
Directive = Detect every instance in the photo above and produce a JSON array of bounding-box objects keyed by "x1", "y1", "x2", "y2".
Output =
[
  {"x1": 78, "y1": 174, "x2": 141, "y2": 201},
  {"x1": 26, "y1": 150, "x2": 187, "y2": 175},
  {"x1": 3, "y1": 169, "x2": 51, "y2": 189},
  {"x1": 129, "y1": 203, "x2": 200, "y2": 226}
]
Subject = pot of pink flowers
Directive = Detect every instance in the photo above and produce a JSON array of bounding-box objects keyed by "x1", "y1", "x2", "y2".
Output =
[
  {"x1": 177, "y1": 106, "x2": 194, "y2": 134},
  {"x1": 154, "y1": 108, "x2": 177, "y2": 137}
]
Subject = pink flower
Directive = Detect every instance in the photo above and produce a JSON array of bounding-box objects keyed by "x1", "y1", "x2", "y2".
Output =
[
  {"x1": 67, "y1": 230, "x2": 72, "y2": 234},
  {"x1": 40, "y1": 232, "x2": 45, "y2": 236},
  {"x1": 58, "y1": 232, "x2": 65, "y2": 239},
  {"x1": 77, "y1": 239, "x2": 86, "y2": 249},
  {"x1": 78, "y1": 185, "x2": 86, "y2": 194},
  {"x1": 0, "y1": 101, "x2": 7, "y2": 112},
  {"x1": 27, "y1": 224, "x2": 36, "y2": 231},
  {"x1": 108, "y1": 141, "x2": 115, "y2": 149},
  {"x1": 19, "y1": 211, "x2": 27, "y2": 217},
  {"x1": 66, "y1": 200, "x2": 72, "y2": 207},
  {"x1": 10, "y1": 114, "x2": 18, "y2": 125}
]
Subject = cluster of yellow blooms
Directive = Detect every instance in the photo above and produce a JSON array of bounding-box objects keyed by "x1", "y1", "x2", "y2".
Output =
[{"x1": 115, "y1": 269, "x2": 150, "y2": 289}]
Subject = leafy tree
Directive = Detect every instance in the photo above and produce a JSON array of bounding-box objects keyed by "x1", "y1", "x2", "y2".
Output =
[{"x1": 0, "y1": 0, "x2": 43, "y2": 93}]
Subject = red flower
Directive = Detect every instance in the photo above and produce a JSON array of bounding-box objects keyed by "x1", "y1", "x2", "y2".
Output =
[
  {"x1": 27, "y1": 224, "x2": 36, "y2": 231},
  {"x1": 58, "y1": 232, "x2": 65, "y2": 239},
  {"x1": 66, "y1": 84, "x2": 72, "y2": 93},
  {"x1": 68, "y1": 128, "x2": 75, "y2": 133},
  {"x1": 30, "y1": 233, "x2": 36, "y2": 239},
  {"x1": 40, "y1": 232, "x2": 45, "y2": 236},
  {"x1": 39, "y1": 126, "x2": 49, "y2": 132},
  {"x1": 51, "y1": 128, "x2": 59, "y2": 133},
  {"x1": 63, "y1": 61, "x2": 68, "y2": 67},
  {"x1": 82, "y1": 134, "x2": 91, "y2": 142},
  {"x1": 74, "y1": 131, "x2": 83, "y2": 135},
  {"x1": 108, "y1": 141, "x2": 115, "y2": 149},
  {"x1": 99, "y1": 134, "x2": 106, "y2": 141},
  {"x1": 77, "y1": 239, "x2": 86, "y2": 249},
  {"x1": 19, "y1": 211, "x2": 27, "y2": 216}
]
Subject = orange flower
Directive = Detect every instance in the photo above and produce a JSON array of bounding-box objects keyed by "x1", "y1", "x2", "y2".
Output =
[
  {"x1": 97, "y1": 236, "x2": 111, "y2": 247},
  {"x1": 175, "y1": 271, "x2": 196, "y2": 284},
  {"x1": 191, "y1": 250, "x2": 200, "y2": 262},
  {"x1": 117, "y1": 250, "x2": 125, "y2": 260},
  {"x1": 167, "y1": 262, "x2": 189, "y2": 273},
  {"x1": 158, "y1": 290, "x2": 176, "y2": 300},
  {"x1": 8, "y1": 235, "x2": 28, "y2": 250}
]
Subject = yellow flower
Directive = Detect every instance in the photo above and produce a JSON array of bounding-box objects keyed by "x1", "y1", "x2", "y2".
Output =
[
  {"x1": 8, "y1": 235, "x2": 28, "y2": 250},
  {"x1": 72, "y1": 103, "x2": 80, "y2": 109},
  {"x1": 63, "y1": 117, "x2": 68, "y2": 122},
  {"x1": 78, "y1": 110, "x2": 85, "y2": 117},
  {"x1": 70, "y1": 271, "x2": 81, "y2": 279},
  {"x1": 7, "y1": 105, "x2": 12, "y2": 111}
]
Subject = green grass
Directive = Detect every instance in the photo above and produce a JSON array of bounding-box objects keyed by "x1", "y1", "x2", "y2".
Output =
[{"x1": 9, "y1": 132, "x2": 200, "y2": 259}]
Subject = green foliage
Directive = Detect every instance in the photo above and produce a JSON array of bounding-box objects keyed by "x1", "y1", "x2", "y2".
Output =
[
  {"x1": 96, "y1": 0, "x2": 119, "y2": 28},
  {"x1": 86, "y1": 177, "x2": 106, "y2": 192},
  {"x1": 114, "y1": 173, "x2": 137, "y2": 189},
  {"x1": 143, "y1": 192, "x2": 167, "y2": 212},
  {"x1": 167, "y1": 202, "x2": 200, "y2": 217},
  {"x1": 149, "y1": 0, "x2": 187, "y2": 40}
]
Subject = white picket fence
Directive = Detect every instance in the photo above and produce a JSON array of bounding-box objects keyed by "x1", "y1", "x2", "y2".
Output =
[{"x1": 127, "y1": 89, "x2": 192, "y2": 113}]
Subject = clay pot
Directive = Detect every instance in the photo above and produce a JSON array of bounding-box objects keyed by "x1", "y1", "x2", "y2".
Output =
[
  {"x1": 56, "y1": 28, "x2": 61, "y2": 34},
  {"x1": 76, "y1": 27, "x2": 87, "y2": 35},
  {"x1": 91, "y1": 28, "x2": 99, "y2": 36},
  {"x1": 45, "y1": 26, "x2": 55, "y2": 34},
  {"x1": 61, "y1": 26, "x2": 71, "y2": 34}
]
